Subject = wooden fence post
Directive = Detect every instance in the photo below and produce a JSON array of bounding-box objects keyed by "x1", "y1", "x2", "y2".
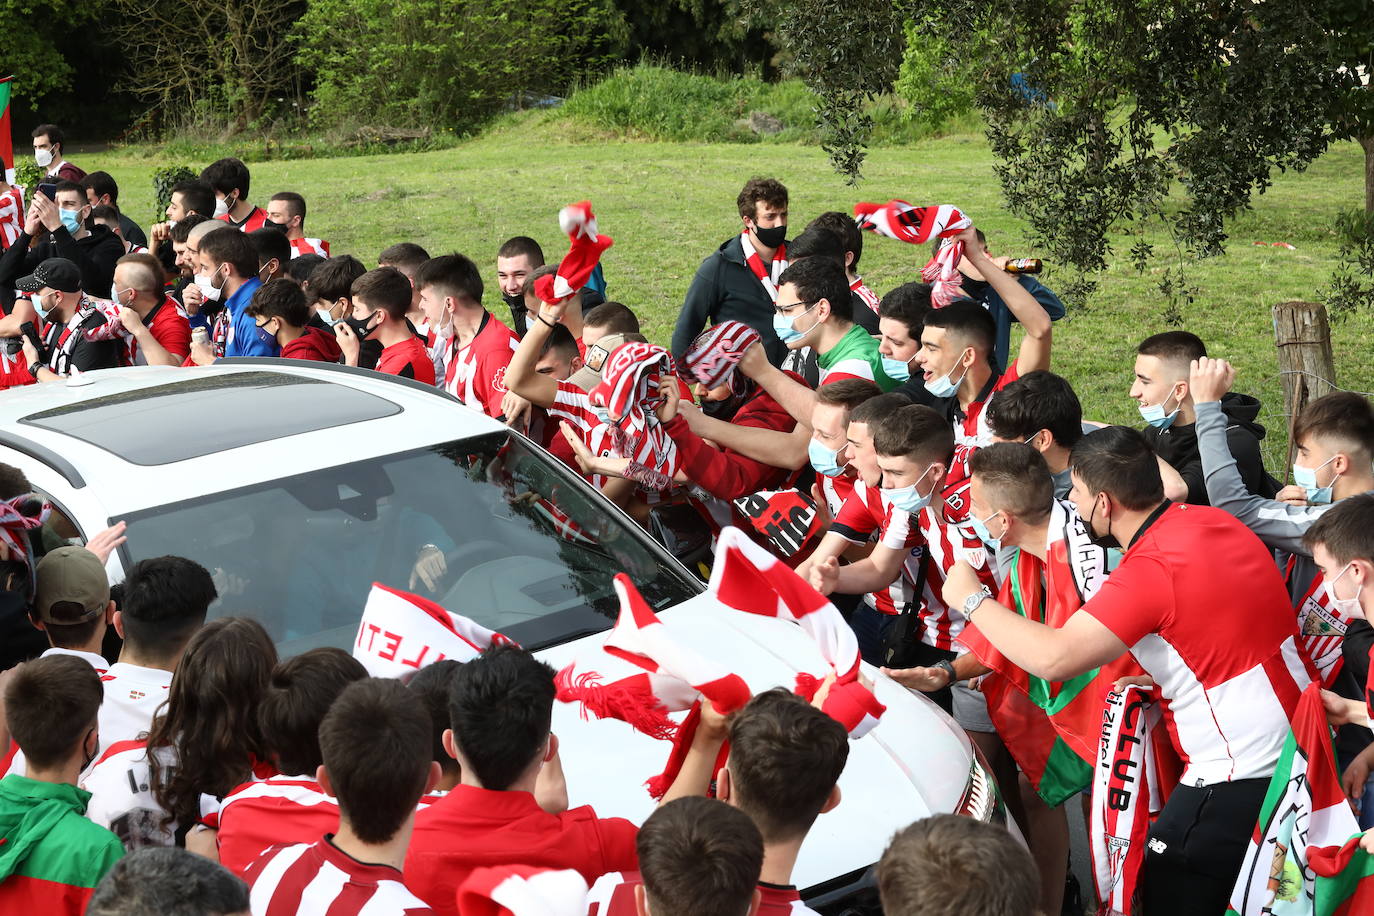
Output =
[{"x1": 1273, "y1": 301, "x2": 1336, "y2": 471}]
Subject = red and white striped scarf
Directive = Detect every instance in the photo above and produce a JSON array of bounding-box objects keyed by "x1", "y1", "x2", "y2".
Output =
[
  {"x1": 534, "y1": 201, "x2": 614, "y2": 304},
  {"x1": 853, "y1": 200, "x2": 972, "y2": 308},
  {"x1": 458, "y1": 867, "x2": 590, "y2": 916},
  {"x1": 0, "y1": 187, "x2": 23, "y2": 250},
  {"x1": 588, "y1": 341, "x2": 680, "y2": 478},
  {"x1": 556, "y1": 574, "x2": 752, "y2": 797},
  {"x1": 739, "y1": 231, "x2": 787, "y2": 303},
  {"x1": 0, "y1": 494, "x2": 50, "y2": 599},
  {"x1": 352, "y1": 582, "x2": 516, "y2": 677},
  {"x1": 707, "y1": 527, "x2": 885, "y2": 737},
  {"x1": 682, "y1": 319, "x2": 760, "y2": 391}
]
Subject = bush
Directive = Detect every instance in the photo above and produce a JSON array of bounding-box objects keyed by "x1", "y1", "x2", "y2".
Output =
[
  {"x1": 559, "y1": 63, "x2": 982, "y2": 145},
  {"x1": 296, "y1": 0, "x2": 627, "y2": 132}
]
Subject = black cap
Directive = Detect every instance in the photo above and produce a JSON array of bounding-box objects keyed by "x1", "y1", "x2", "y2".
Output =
[{"x1": 16, "y1": 258, "x2": 81, "y2": 294}]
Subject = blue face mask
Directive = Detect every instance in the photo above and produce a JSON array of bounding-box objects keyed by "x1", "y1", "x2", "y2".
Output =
[
  {"x1": 1138, "y1": 391, "x2": 1180, "y2": 429},
  {"x1": 882, "y1": 465, "x2": 936, "y2": 514},
  {"x1": 923, "y1": 350, "x2": 970, "y2": 398},
  {"x1": 59, "y1": 208, "x2": 83, "y2": 235},
  {"x1": 32, "y1": 293, "x2": 52, "y2": 323},
  {"x1": 808, "y1": 438, "x2": 845, "y2": 478},
  {"x1": 1293, "y1": 455, "x2": 1339, "y2": 505},
  {"x1": 970, "y1": 509, "x2": 1003, "y2": 550},
  {"x1": 772, "y1": 302, "x2": 817, "y2": 345},
  {"x1": 880, "y1": 355, "x2": 911, "y2": 383}
]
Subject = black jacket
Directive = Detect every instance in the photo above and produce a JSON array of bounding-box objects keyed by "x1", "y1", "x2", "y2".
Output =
[
  {"x1": 673, "y1": 235, "x2": 789, "y2": 366},
  {"x1": 1146, "y1": 392, "x2": 1278, "y2": 505},
  {"x1": 0, "y1": 224, "x2": 125, "y2": 309}
]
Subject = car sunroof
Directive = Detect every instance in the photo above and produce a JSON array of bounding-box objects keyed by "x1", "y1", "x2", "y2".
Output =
[{"x1": 19, "y1": 371, "x2": 402, "y2": 466}]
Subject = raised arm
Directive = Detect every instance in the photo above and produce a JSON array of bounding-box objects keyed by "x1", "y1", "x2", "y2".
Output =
[
  {"x1": 506, "y1": 300, "x2": 566, "y2": 409},
  {"x1": 957, "y1": 227, "x2": 1051, "y2": 373}
]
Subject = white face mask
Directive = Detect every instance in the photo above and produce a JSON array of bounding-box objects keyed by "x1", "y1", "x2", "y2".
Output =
[
  {"x1": 213, "y1": 195, "x2": 230, "y2": 218},
  {"x1": 34, "y1": 148, "x2": 54, "y2": 168},
  {"x1": 193, "y1": 266, "x2": 224, "y2": 302},
  {"x1": 315, "y1": 305, "x2": 338, "y2": 327},
  {"x1": 1325, "y1": 562, "x2": 1366, "y2": 620}
]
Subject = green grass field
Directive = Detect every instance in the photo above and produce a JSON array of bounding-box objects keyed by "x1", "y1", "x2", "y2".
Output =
[{"x1": 97, "y1": 113, "x2": 1374, "y2": 472}]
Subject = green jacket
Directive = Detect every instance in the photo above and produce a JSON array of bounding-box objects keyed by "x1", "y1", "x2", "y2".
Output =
[{"x1": 0, "y1": 774, "x2": 124, "y2": 915}]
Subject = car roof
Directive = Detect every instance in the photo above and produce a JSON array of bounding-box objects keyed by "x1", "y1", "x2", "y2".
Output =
[{"x1": 0, "y1": 361, "x2": 507, "y2": 515}]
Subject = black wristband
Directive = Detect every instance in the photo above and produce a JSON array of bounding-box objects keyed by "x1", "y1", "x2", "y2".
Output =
[{"x1": 535, "y1": 313, "x2": 556, "y2": 329}]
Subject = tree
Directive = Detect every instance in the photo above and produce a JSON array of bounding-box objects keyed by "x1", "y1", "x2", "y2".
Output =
[
  {"x1": 774, "y1": 0, "x2": 1373, "y2": 308},
  {"x1": 107, "y1": 0, "x2": 304, "y2": 131},
  {"x1": 0, "y1": 0, "x2": 103, "y2": 102}
]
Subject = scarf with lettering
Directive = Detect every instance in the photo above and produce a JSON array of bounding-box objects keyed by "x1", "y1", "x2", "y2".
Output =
[{"x1": 853, "y1": 200, "x2": 972, "y2": 307}]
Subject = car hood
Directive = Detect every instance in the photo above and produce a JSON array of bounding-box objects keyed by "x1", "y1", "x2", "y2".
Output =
[{"x1": 537, "y1": 592, "x2": 973, "y2": 890}]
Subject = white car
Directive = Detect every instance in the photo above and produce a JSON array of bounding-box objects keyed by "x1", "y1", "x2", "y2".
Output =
[{"x1": 0, "y1": 361, "x2": 998, "y2": 912}]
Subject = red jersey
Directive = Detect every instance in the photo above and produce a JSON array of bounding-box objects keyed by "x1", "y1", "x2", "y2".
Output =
[
  {"x1": 376, "y1": 336, "x2": 436, "y2": 384},
  {"x1": 289, "y1": 237, "x2": 330, "y2": 258},
  {"x1": 404, "y1": 785, "x2": 637, "y2": 916},
  {"x1": 218, "y1": 205, "x2": 269, "y2": 232},
  {"x1": 818, "y1": 469, "x2": 856, "y2": 518},
  {"x1": 282, "y1": 326, "x2": 342, "y2": 363},
  {"x1": 217, "y1": 774, "x2": 446, "y2": 877},
  {"x1": 1083, "y1": 503, "x2": 1312, "y2": 785},
  {"x1": 667, "y1": 382, "x2": 798, "y2": 500},
  {"x1": 443, "y1": 312, "x2": 518, "y2": 418},
  {"x1": 244, "y1": 837, "x2": 432, "y2": 916}
]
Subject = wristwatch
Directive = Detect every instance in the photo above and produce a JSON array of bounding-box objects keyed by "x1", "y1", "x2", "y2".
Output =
[
  {"x1": 933, "y1": 658, "x2": 958, "y2": 686},
  {"x1": 962, "y1": 585, "x2": 993, "y2": 621}
]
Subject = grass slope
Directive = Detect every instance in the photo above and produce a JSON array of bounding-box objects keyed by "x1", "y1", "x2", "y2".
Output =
[{"x1": 98, "y1": 120, "x2": 1373, "y2": 470}]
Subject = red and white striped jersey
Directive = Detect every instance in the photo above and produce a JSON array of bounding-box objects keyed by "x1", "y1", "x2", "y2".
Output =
[
  {"x1": 895, "y1": 502, "x2": 998, "y2": 651},
  {"x1": 817, "y1": 468, "x2": 856, "y2": 518},
  {"x1": 1083, "y1": 503, "x2": 1313, "y2": 785},
  {"x1": 290, "y1": 237, "x2": 330, "y2": 258},
  {"x1": 245, "y1": 838, "x2": 433, "y2": 916},
  {"x1": 0, "y1": 187, "x2": 23, "y2": 250},
  {"x1": 942, "y1": 360, "x2": 1022, "y2": 526},
  {"x1": 587, "y1": 871, "x2": 820, "y2": 916},
  {"x1": 831, "y1": 479, "x2": 917, "y2": 617},
  {"x1": 443, "y1": 311, "x2": 519, "y2": 418},
  {"x1": 218, "y1": 774, "x2": 447, "y2": 877},
  {"x1": 850, "y1": 277, "x2": 881, "y2": 314}
]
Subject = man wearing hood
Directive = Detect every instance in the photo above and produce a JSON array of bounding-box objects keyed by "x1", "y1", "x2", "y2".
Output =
[
  {"x1": 1131, "y1": 331, "x2": 1277, "y2": 504},
  {"x1": 0, "y1": 655, "x2": 123, "y2": 914}
]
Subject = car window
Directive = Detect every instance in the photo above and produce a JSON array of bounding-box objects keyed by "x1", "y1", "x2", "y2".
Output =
[
  {"x1": 31, "y1": 496, "x2": 86, "y2": 559},
  {"x1": 117, "y1": 432, "x2": 700, "y2": 655}
]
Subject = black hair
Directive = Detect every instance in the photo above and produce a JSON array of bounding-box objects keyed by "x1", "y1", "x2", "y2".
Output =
[
  {"x1": 249, "y1": 228, "x2": 291, "y2": 270},
  {"x1": 119, "y1": 556, "x2": 217, "y2": 665},
  {"x1": 446, "y1": 645, "x2": 556, "y2": 791},
  {"x1": 415, "y1": 253, "x2": 484, "y2": 305},
  {"x1": 1070, "y1": 426, "x2": 1164, "y2": 511},
  {"x1": 81, "y1": 171, "x2": 119, "y2": 204},
  {"x1": 200, "y1": 157, "x2": 251, "y2": 199},
  {"x1": 985, "y1": 370, "x2": 1083, "y2": 448},
  {"x1": 169, "y1": 180, "x2": 217, "y2": 218},
  {"x1": 921, "y1": 298, "x2": 996, "y2": 355},
  {"x1": 777, "y1": 257, "x2": 852, "y2": 322}
]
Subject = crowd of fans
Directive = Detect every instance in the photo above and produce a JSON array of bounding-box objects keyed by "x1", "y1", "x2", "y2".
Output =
[{"x1": 0, "y1": 123, "x2": 1371, "y2": 916}]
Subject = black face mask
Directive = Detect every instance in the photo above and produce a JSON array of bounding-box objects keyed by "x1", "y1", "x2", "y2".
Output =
[
  {"x1": 502, "y1": 293, "x2": 528, "y2": 334},
  {"x1": 344, "y1": 311, "x2": 378, "y2": 340},
  {"x1": 753, "y1": 223, "x2": 787, "y2": 249},
  {"x1": 262, "y1": 218, "x2": 287, "y2": 233},
  {"x1": 1085, "y1": 500, "x2": 1121, "y2": 551}
]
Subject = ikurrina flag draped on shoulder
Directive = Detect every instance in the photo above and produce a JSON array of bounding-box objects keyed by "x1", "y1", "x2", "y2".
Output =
[
  {"x1": 352, "y1": 582, "x2": 516, "y2": 677},
  {"x1": 852, "y1": 200, "x2": 971, "y2": 307},
  {"x1": 1228, "y1": 683, "x2": 1374, "y2": 916},
  {"x1": 555, "y1": 526, "x2": 886, "y2": 797}
]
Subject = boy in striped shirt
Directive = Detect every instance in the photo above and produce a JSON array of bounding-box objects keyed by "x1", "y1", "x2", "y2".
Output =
[{"x1": 243, "y1": 678, "x2": 437, "y2": 916}]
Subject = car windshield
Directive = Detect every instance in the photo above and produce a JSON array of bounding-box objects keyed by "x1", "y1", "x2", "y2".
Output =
[{"x1": 118, "y1": 431, "x2": 700, "y2": 654}]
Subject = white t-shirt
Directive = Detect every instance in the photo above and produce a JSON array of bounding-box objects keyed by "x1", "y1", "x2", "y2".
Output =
[{"x1": 97, "y1": 662, "x2": 173, "y2": 753}]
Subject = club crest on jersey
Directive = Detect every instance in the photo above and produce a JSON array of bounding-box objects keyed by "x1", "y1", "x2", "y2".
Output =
[{"x1": 492, "y1": 365, "x2": 508, "y2": 393}]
